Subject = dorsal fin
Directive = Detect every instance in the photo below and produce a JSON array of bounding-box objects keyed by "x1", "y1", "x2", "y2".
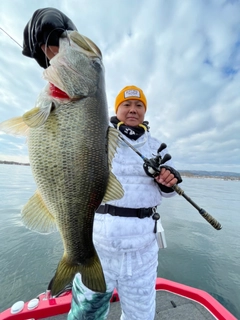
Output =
[{"x1": 103, "y1": 127, "x2": 124, "y2": 202}]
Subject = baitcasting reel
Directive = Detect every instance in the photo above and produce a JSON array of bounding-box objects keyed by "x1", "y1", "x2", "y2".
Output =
[{"x1": 143, "y1": 143, "x2": 171, "y2": 178}]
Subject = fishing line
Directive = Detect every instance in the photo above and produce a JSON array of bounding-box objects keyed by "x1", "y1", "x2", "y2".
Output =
[{"x1": 0, "y1": 27, "x2": 22, "y2": 48}]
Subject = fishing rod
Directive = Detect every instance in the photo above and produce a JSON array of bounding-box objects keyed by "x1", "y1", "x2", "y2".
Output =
[{"x1": 118, "y1": 134, "x2": 222, "y2": 231}]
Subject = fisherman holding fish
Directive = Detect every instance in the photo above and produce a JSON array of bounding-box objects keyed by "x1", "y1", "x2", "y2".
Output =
[
  {"x1": 0, "y1": 8, "x2": 182, "y2": 320},
  {"x1": 78, "y1": 86, "x2": 182, "y2": 320}
]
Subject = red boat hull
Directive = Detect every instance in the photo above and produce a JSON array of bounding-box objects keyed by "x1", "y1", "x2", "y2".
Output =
[{"x1": 0, "y1": 278, "x2": 236, "y2": 320}]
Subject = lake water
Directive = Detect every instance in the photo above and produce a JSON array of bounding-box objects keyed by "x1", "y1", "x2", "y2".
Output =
[{"x1": 0, "y1": 164, "x2": 239, "y2": 318}]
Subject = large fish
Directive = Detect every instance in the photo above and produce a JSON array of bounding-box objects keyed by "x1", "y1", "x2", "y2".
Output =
[{"x1": 0, "y1": 31, "x2": 123, "y2": 295}]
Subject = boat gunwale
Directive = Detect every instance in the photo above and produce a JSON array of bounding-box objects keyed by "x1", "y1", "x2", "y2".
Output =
[
  {"x1": 155, "y1": 278, "x2": 237, "y2": 320},
  {"x1": 0, "y1": 278, "x2": 237, "y2": 320}
]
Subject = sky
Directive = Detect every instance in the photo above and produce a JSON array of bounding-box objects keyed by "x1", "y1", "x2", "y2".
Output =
[{"x1": 0, "y1": 0, "x2": 240, "y2": 173}]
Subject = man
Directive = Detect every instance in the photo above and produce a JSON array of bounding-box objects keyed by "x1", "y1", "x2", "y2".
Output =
[{"x1": 68, "y1": 85, "x2": 182, "y2": 320}]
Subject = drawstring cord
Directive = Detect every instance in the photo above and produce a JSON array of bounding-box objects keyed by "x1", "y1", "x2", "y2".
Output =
[
  {"x1": 117, "y1": 122, "x2": 147, "y2": 132},
  {"x1": 120, "y1": 251, "x2": 143, "y2": 277}
]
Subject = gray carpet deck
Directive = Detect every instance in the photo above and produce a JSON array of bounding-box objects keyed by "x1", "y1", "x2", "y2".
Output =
[
  {"x1": 107, "y1": 290, "x2": 215, "y2": 320},
  {"x1": 43, "y1": 290, "x2": 216, "y2": 319}
]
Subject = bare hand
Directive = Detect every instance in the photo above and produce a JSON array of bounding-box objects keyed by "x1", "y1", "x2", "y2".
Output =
[{"x1": 41, "y1": 45, "x2": 59, "y2": 60}]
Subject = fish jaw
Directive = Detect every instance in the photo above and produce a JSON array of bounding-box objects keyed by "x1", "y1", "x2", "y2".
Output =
[{"x1": 43, "y1": 31, "x2": 104, "y2": 99}]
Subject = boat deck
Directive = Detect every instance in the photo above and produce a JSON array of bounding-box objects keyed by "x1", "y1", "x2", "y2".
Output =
[{"x1": 43, "y1": 290, "x2": 216, "y2": 320}]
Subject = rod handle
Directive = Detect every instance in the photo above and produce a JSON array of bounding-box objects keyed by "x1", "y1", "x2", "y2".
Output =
[
  {"x1": 198, "y1": 208, "x2": 222, "y2": 230},
  {"x1": 172, "y1": 185, "x2": 222, "y2": 230}
]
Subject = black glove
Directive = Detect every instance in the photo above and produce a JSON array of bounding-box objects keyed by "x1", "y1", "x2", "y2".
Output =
[
  {"x1": 160, "y1": 165, "x2": 182, "y2": 184},
  {"x1": 156, "y1": 166, "x2": 182, "y2": 194},
  {"x1": 22, "y1": 8, "x2": 77, "y2": 68}
]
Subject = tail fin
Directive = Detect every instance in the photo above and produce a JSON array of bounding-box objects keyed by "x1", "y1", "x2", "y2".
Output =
[{"x1": 49, "y1": 251, "x2": 106, "y2": 296}]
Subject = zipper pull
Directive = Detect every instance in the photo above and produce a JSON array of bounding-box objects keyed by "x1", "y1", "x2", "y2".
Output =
[{"x1": 152, "y1": 211, "x2": 160, "y2": 233}]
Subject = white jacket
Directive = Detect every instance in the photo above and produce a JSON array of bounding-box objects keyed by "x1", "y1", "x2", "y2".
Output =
[{"x1": 93, "y1": 130, "x2": 176, "y2": 252}]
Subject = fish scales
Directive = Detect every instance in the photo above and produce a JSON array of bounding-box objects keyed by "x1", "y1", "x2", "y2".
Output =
[
  {"x1": 29, "y1": 94, "x2": 109, "y2": 283},
  {"x1": 29, "y1": 98, "x2": 108, "y2": 259}
]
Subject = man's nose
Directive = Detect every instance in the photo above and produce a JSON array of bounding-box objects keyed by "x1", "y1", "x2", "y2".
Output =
[{"x1": 129, "y1": 105, "x2": 137, "y2": 112}]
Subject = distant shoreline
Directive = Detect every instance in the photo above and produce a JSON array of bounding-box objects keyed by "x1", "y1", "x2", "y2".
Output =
[
  {"x1": 179, "y1": 171, "x2": 240, "y2": 181},
  {"x1": 0, "y1": 160, "x2": 30, "y2": 166},
  {"x1": 1, "y1": 160, "x2": 239, "y2": 180}
]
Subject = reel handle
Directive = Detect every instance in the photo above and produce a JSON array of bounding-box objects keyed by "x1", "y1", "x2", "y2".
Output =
[
  {"x1": 161, "y1": 153, "x2": 171, "y2": 165},
  {"x1": 157, "y1": 143, "x2": 167, "y2": 153}
]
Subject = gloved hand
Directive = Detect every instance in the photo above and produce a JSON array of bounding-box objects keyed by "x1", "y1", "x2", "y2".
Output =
[
  {"x1": 154, "y1": 165, "x2": 182, "y2": 187},
  {"x1": 22, "y1": 7, "x2": 77, "y2": 68}
]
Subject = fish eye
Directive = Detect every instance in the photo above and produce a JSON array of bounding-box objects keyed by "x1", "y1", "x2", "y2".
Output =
[{"x1": 92, "y1": 58, "x2": 101, "y2": 70}]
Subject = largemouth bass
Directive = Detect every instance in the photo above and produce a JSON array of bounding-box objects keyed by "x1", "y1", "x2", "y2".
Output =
[{"x1": 0, "y1": 31, "x2": 123, "y2": 295}]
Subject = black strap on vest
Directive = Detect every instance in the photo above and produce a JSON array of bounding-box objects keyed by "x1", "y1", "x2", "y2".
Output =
[{"x1": 97, "y1": 204, "x2": 155, "y2": 219}]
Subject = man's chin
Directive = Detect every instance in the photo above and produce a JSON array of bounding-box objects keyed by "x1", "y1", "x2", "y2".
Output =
[{"x1": 125, "y1": 120, "x2": 139, "y2": 127}]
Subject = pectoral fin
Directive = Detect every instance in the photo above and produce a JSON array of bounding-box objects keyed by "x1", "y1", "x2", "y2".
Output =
[
  {"x1": 22, "y1": 104, "x2": 52, "y2": 128},
  {"x1": 103, "y1": 127, "x2": 124, "y2": 202},
  {"x1": 0, "y1": 116, "x2": 29, "y2": 136},
  {"x1": 21, "y1": 190, "x2": 57, "y2": 234}
]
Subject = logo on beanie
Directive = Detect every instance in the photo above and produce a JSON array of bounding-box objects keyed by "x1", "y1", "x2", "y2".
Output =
[{"x1": 124, "y1": 90, "x2": 140, "y2": 98}]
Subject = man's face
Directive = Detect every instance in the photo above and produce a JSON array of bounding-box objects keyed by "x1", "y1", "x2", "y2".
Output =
[{"x1": 116, "y1": 99, "x2": 146, "y2": 126}]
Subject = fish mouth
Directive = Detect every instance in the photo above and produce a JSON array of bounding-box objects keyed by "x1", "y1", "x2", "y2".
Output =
[
  {"x1": 43, "y1": 31, "x2": 103, "y2": 98},
  {"x1": 69, "y1": 31, "x2": 102, "y2": 59}
]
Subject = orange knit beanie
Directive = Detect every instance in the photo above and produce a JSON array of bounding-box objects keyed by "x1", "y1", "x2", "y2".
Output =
[{"x1": 114, "y1": 85, "x2": 147, "y2": 113}]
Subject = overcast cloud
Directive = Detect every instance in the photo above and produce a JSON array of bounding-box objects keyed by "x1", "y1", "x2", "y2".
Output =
[{"x1": 0, "y1": 0, "x2": 240, "y2": 172}]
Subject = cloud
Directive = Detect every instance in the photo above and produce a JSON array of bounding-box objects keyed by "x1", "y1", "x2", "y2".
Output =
[{"x1": 0, "y1": 0, "x2": 239, "y2": 172}]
